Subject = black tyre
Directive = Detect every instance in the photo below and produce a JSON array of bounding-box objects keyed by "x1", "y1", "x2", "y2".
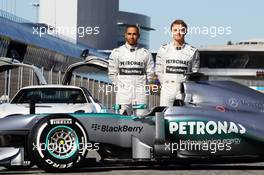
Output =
[{"x1": 28, "y1": 114, "x2": 88, "y2": 172}]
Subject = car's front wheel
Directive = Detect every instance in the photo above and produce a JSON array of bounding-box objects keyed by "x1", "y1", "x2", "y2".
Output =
[{"x1": 28, "y1": 114, "x2": 88, "y2": 172}]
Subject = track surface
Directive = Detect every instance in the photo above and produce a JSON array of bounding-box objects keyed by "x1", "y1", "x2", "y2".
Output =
[{"x1": 1, "y1": 163, "x2": 264, "y2": 175}]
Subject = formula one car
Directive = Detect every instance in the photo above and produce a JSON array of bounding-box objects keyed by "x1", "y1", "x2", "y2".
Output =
[{"x1": 1, "y1": 73, "x2": 264, "y2": 172}]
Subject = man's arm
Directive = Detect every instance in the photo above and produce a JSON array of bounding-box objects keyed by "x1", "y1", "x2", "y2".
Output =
[
  {"x1": 145, "y1": 50, "x2": 155, "y2": 82},
  {"x1": 108, "y1": 49, "x2": 119, "y2": 84},
  {"x1": 155, "y1": 46, "x2": 166, "y2": 84},
  {"x1": 191, "y1": 50, "x2": 200, "y2": 72}
]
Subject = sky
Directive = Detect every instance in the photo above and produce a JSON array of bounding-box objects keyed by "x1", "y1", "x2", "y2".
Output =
[
  {"x1": 119, "y1": 0, "x2": 264, "y2": 50},
  {"x1": 1, "y1": 0, "x2": 264, "y2": 50}
]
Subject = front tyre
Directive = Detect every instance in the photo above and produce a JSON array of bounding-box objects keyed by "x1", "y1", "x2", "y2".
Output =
[{"x1": 29, "y1": 114, "x2": 88, "y2": 172}]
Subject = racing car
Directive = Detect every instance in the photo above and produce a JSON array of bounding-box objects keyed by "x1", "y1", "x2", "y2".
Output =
[{"x1": 1, "y1": 71, "x2": 264, "y2": 172}]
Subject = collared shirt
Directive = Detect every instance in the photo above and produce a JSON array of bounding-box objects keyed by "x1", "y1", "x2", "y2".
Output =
[{"x1": 125, "y1": 43, "x2": 138, "y2": 52}]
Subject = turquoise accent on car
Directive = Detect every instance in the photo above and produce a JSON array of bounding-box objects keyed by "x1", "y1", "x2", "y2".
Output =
[
  {"x1": 37, "y1": 113, "x2": 138, "y2": 120},
  {"x1": 72, "y1": 113, "x2": 138, "y2": 119},
  {"x1": 112, "y1": 104, "x2": 121, "y2": 110},
  {"x1": 256, "y1": 87, "x2": 264, "y2": 91},
  {"x1": 132, "y1": 104, "x2": 147, "y2": 109}
]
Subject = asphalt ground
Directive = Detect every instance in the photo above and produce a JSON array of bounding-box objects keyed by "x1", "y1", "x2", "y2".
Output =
[{"x1": 1, "y1": 162, "x2": 264, "y2": 175}]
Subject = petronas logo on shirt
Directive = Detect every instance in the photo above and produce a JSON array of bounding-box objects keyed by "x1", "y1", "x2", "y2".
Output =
[
  {"x1": 120, "y1": 61, "x2": 144, "y2": 66},
  {"x1": 166, "y1": 59, "x2": 190, "y2": 65}
]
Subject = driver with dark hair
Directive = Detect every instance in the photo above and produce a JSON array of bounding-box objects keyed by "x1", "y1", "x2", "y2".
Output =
[
  {"x1": 108, "y1": 24, "x2": 154, "y2": 116},
  {"x1": 156, "y1": 19, "x2": 200, "y2": 106}
]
